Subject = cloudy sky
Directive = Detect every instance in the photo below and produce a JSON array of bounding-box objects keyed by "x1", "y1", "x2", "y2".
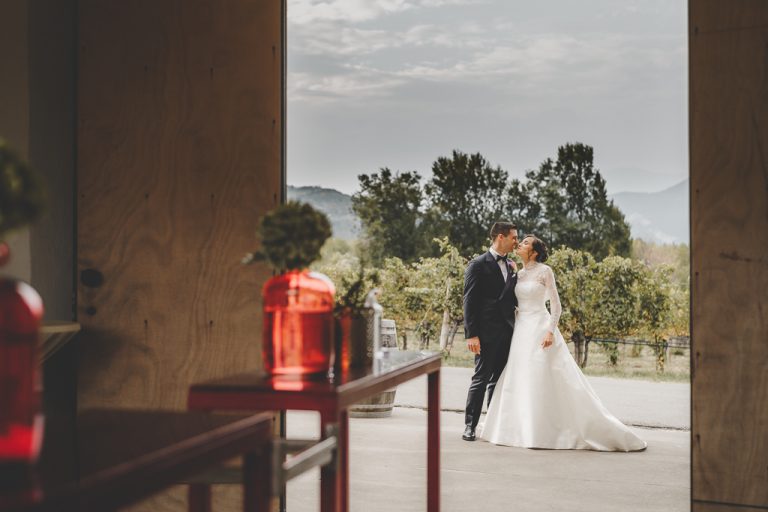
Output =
[{"x1": 286, "y1": 0, "x2": 688, "y2": 195}]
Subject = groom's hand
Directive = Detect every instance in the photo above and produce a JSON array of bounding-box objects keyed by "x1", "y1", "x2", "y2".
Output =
[{"x1": 467, "y1": 337, "x2": 481, "y2": 354}]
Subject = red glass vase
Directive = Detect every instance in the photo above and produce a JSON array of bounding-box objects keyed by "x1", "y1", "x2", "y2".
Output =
[
  {"x1": 0, "y1": 278, "x2": 44, "y2": 466},
  {"x1": 262, "y1": 270, "x2": 335, "y2": 377}
]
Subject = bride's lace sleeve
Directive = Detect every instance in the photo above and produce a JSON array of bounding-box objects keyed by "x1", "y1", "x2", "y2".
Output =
[{"x1": 544, "y1": 265, "x2": 562, "y2": 333}]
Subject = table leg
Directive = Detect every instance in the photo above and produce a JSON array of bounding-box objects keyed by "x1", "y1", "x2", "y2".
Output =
[
  {"x1": 320, "y1": 411, "x2": 339, "y2": 512},
  {"x1": 244, "y1": 446, "x2": 272, "y2": 512},
  {"x1": 427, "y1": 369, "x2": 440, "y2": 512},
  {"x1": 279, "y1": 411, "x2": 286, "y2": 512},
  {"x1": 188, "y1": 484, "x2": 211, "y2": 512},
  {"x1": 339, "y1": 409, "x2": 349, "y2": 512}
]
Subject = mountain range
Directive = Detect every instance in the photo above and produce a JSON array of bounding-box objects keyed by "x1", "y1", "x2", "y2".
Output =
[
  {"x1": 288, "y1": 180, "x2": 690, "y2": 245},
  {"x1": 287, "y1": 185, "x2": 360, "y2": 240},
  {"x1": 609, "y1": 180, "x2": 688, "y2": 244}
]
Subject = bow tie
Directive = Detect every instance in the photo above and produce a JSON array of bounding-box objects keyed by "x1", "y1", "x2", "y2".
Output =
[{"x1": 495, "y1": 254, "x2": 507, "y2": 262}]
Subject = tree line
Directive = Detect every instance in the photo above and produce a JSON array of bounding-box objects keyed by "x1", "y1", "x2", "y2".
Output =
[
  {"x1": 313, "y1": 239, "x2": 689, "y2": 372},
  {"x1": 315, "y1": 142, "x2": 689, "y2": 373},
  {"x1": 351, "y1": 142, "x2": 631, "y2": 262}
]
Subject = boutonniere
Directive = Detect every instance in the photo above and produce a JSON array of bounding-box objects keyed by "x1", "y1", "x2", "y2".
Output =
[{"x1": 507, "y1": 259, "x2": 518, "y2": 273}]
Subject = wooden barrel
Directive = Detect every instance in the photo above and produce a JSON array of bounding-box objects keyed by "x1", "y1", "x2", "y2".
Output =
[
  {"x1": 349, "y1": 389, "x2": 397, "y2": 418},
  {"x1": 349, "y1": 319, "x2": 398, "y2": 418}
]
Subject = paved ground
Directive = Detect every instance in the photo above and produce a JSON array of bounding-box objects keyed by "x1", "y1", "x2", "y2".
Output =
[
  {"x1": 285, "y1": 369, "x2": 691, "y2": 512},
  {"x1": 395, "y1": 366, "x2": 690, "y2": 430}
]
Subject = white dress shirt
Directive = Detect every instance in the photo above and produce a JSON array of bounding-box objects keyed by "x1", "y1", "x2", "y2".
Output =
[{"x1": 489, "y1": 247, "x2": 508, "y2": 281}]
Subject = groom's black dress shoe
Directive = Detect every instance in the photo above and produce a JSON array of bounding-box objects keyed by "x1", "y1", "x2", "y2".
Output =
[{"x1": 462, "y1": 426, "x2": 476, "y2": 441}]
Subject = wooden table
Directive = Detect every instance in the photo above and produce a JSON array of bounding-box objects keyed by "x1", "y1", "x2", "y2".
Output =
[
  {"x1": 0, "y1": 409, "x2": 274, "y2": 512},
  {"x1": 188, "y1": 350, "x2": 442, "y2": 512}
]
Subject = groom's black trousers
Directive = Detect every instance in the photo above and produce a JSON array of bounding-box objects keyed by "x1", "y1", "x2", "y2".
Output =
[{"x1": 464, "y1": 333, "x2": 512, "y2": 429}]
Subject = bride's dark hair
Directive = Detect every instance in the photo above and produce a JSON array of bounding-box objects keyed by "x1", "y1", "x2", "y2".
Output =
[{"x1": 524, "y1": 234, "x2": 549, "y2": 263}]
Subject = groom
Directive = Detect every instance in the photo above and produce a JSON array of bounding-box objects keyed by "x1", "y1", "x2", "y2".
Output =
[{"x1": 462, "y1": 221, "x2": 518, "y2": 441}]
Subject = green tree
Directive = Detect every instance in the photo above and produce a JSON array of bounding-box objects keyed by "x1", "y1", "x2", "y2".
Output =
[
  {"x1": 375, "y1": 240, "x2": 466, "y2": 352},
  {"x1": 424, "y1": 150, "x2": 509, "y2": 255},
  {"x1": 505, "y1": 176, "x2": 545, "y2": 236},
  {"x1": 631, "y1": 238, "x2": 690, "y2": 342},
  {"x1": 632, "y1": 239, "x2": 690, "y2": 288},
  {"x1": 378, "y1": 257, "x2": 439, "y2": 350},
  {"x1": 635, "y1": 265, "x2": 673, "y2": 372},
  {"x1": 352, "y1": 168, "x2": 424, "y2": 263},
  {"x1": 431, "y1": 238, "x2": 466, "y2": 353},
  {"x1": 517, "y1": 143, "x2": 631, "y2": 259},
  {"x1": 592, "y1": 256, "x2": 644, "y2": 365},
  {"x1": 550, "y1": 249, "x2": 650, "y2": 368},
  {"x1": 548, "y1": 248, "x2": 599, "y2": 367},
  {"x1": 667, "y1": 284, "x2": 690, "y2": 338}
]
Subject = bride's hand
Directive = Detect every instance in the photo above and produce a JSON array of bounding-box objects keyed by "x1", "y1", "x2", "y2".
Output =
[{"x1": 541, "y1": 332, "x2": 554, "y2": 349}]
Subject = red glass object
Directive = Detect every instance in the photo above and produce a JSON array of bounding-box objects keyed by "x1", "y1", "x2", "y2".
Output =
[
  {"x1": 262, "y1": 270, "x2": 335, "y2": 377},
  {"x1": 0, "y1": 278, "x2": 44, "y2": 465}
]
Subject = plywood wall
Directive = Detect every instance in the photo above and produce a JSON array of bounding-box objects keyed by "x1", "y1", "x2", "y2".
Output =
[
  {"x1": 690, "y1": 0, "x2": 768, "y2": 509},
  {"x1": 77, "y1": 0, "x2": 283, "y2": 411}
]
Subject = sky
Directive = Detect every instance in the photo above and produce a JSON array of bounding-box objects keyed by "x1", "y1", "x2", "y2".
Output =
[{"x1": 286, "y1": 0, "x2": 688, "y2": 195}]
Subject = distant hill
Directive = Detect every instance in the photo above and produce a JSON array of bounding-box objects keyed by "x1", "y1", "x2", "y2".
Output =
[
  {"x1": 610, "y1": 180, "x2": 689, "y2": 244},
  {"x1": 287, "y1": 185, "x2": 359, "y2": 240},
  {"x1": 288, "y1": 180, "x2": 690, "y2": 245}
]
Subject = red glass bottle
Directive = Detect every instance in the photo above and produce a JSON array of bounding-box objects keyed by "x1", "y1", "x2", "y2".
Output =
[
  {"x1": 262, "y1": 270, "x2": 335, "y2": 377},
  {"x1": 0, "y1": 278, "x2": 44, "y2": 465}
]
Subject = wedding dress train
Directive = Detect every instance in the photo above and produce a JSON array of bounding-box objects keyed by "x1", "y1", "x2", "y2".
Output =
[{"x1": 479, "y1": 262, "x2": 647, "y2": 451}]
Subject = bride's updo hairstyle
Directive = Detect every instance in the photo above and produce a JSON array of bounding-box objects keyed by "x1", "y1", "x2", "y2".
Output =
[{"x1": 524, "y1": 234, "x2": 549, "y2": 263}]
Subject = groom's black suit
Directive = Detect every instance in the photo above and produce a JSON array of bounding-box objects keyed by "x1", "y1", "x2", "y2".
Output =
[{"x1": 463, "y1": 251, "x2": 517, "y2": 429}]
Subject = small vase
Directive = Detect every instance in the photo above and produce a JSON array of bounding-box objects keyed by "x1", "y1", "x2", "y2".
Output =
[
  {"x1": 262, "y1": 270, "x2": 335, "y2": 377},
  {"x1": 334, "y1": 311, "x2": 371, "y2": 375},
  {"x1": 0, "y1": 276, "x2": 44, "y2": 467}
]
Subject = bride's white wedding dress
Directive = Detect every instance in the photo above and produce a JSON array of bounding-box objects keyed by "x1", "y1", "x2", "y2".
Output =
[{"x1": 479, "y1": 261, "x2": 647, "y2": 451}]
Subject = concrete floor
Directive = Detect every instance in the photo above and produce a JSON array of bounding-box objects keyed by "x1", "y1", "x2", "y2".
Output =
[
  {"x1": 285, "y1": 370, "x2": 691, "y2": 512},
  {"x1": 395, "y1": 367, "x2": 690, "y2": 430}
]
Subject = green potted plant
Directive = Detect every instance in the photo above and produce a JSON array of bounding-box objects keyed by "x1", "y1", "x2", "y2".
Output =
[
  {"x1": 0, "y1": 138, "x2": 46, "y2": 466},
  {"x1": 332, "y1": 265, "x2": 380, "y2": 373},
  {"x1": 243, "y1": 201, "x2": 335, "y2": 377}
]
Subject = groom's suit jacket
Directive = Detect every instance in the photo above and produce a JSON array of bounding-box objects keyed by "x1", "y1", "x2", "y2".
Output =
[{"x1": 463, "y1": 251, "x2": 517, "y2": 345}]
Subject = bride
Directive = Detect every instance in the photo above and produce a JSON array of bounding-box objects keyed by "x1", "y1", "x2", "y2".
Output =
[{"x1": 479, "y1": 234, "x2": 647, "y2": 451}]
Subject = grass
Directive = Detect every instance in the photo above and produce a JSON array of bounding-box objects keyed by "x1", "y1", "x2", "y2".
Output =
[{"x1": 406, "y1": 335, "x2": 690, "y2": 383}]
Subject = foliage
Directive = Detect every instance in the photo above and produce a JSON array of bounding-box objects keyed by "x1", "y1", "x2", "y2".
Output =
[
  {"x1": 432, "y1": 238, "x2": 466, "y2": 323},
  {"x1": 667, "y1": 285, "x2": 690, "y2": 338},
  {"x1": 351, "y1": 169, "x2": 424, "y2": 263},
  {"x1": 378, "y1": 257, "x2": 433, "y2": 349},
  {"x1": 547, "y1": 248, "x2": 604, "y2": 367},
  {"x1": 631, "y1": 239, "x2": 690, "y2": 287},
  {"x1": 372, "y1": 238, "x2": 468, "y2": 350},
  {"x1": 317, "y1": 240, "x2": 688, "y2": 374},
  {"x1": 243, "y1": 200, "x2": 331, "y2": 271},
  {"x1": 312, "y1": 245, "x2": 380, "y2": 315},
  {"x1": 592, "y1": 256, "x2": 645, "y2": 365},
  {"x1": 548, "y1": 249, "x2": 683, "y2": 369},
  {"x1": 510, "y1": 143, "x2": 631, "y2": 259},
  {"x1": 323, "y1": 145, "x2": 691, "y2": 375},
  {"x1": 635, "y1": 265, "x2": 673, "y2": 371},
  {"x1": 0, "y1": 138, "x2": 45, "y2": 240},
  {"x1": 353, "y1": 144, "x2": 633, "y2": 263},
  {"x1": 424, "y1": 150, "x2": 509, "y2": 256}
]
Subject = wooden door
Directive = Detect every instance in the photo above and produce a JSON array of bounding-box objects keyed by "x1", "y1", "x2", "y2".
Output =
[{"x1": 690, "y1": 1, "x2": 768, "y2": 509}]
